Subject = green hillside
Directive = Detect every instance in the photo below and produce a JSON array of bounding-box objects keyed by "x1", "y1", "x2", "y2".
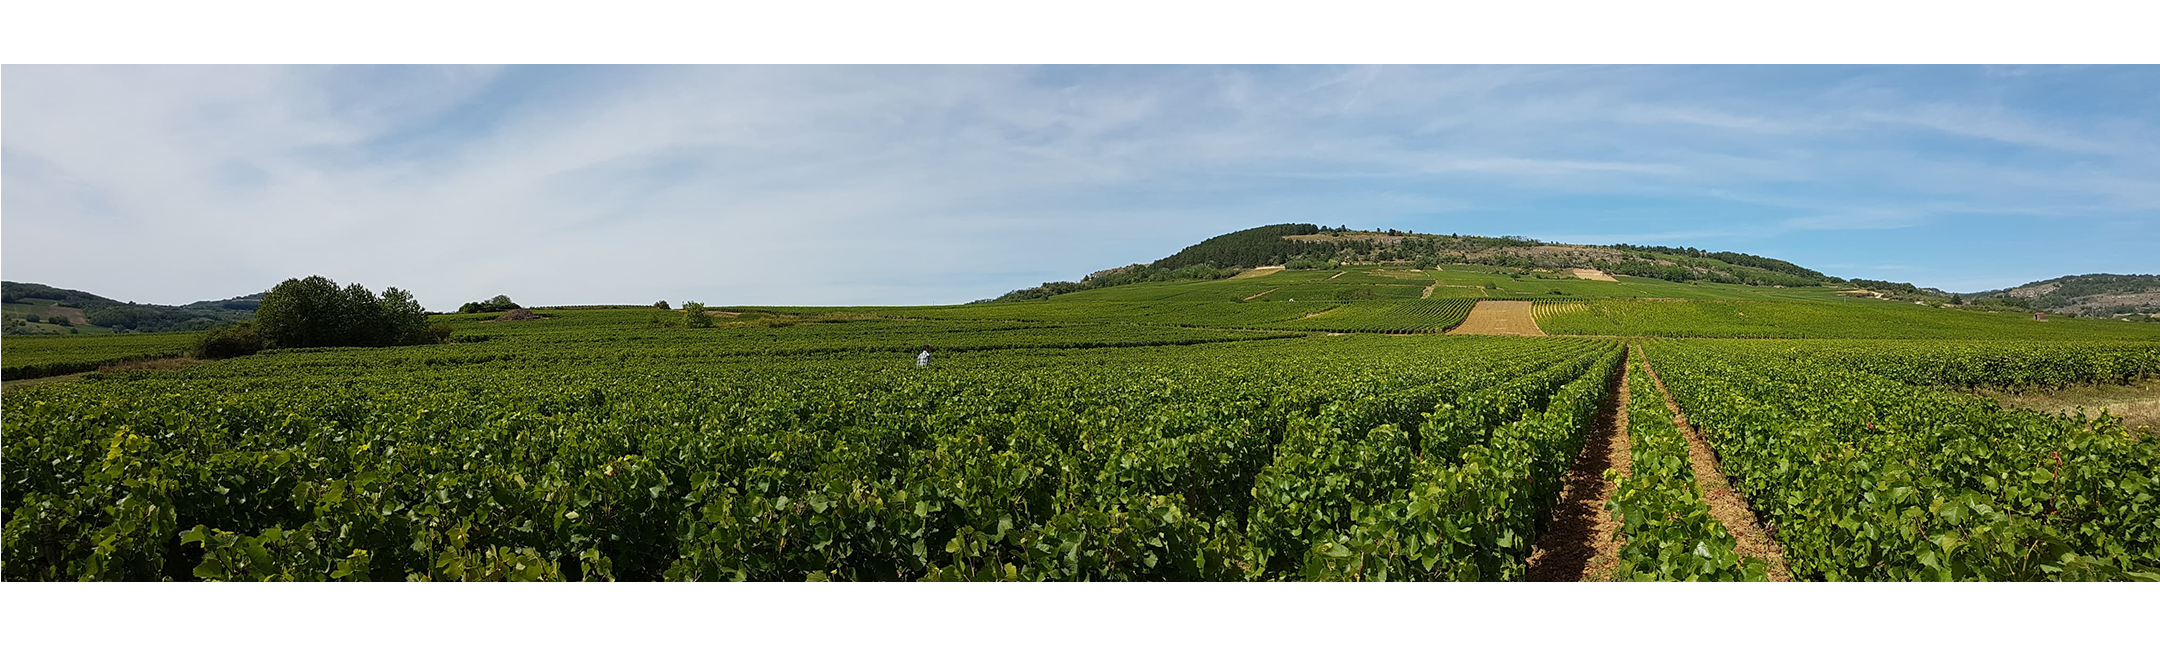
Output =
[
  {"x1": 990, "y1": 224, "x2": 1847, "y2": 303},
  {"x1": 1, "y1": 281, "x2": 259, "y2": 335},
  {"x1": 772, "y1": 262, "x2": 2160, "y2": 341}
]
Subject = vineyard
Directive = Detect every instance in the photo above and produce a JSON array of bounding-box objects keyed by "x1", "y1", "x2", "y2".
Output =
[
  {"x1": 1533, "y1": 298, "x2": 2160, "y2": 340},
  {"x1": 4, "y1": 317, "x2": 1640, "y2": 581},
  {"x1": 1258, "y1": 299, "x2": 1475, "y2": 334},
  {"x1": 1641, "y1": 340, "x2": 2160, "y2": 580},
  {"x1": 1, "y1": 332, "x2": 198, "y2": 381},
  {"x1": 7, "y1": 262, "x2": 2160, "y2": 581},
  {"x1": 1607, "y1": 350, "x2": 1764, "y2": 581}
]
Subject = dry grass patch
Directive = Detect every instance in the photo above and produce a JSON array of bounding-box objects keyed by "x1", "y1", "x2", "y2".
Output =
[
  {"x1": 1986, "y1": 379, "x2": 2160, "y2": 435},
  {"x1": 1447, "y1": 300, "x2": 1545, "y2": 336},
  {"x1": 1568, "y1": 268, "x2": 1620, "y2": 282}
]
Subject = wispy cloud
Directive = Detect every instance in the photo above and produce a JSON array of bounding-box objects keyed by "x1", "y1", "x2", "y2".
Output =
[{"x1": 4, "y1": 65, "x2": 2156, "y2": 307}]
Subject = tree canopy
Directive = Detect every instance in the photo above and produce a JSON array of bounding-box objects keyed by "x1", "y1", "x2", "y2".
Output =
[{"x1": 255, "y1": 276, "x2": 435, "y2": 348}]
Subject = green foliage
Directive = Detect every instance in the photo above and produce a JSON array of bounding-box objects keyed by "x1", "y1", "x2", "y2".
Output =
[
  {"x1": 457, "y1": 295, "x2": 522, "y2": 315},
  {"x1": 681, "y1": 301, "x2": 715, "y2": 328},
  {"x1": 1645, "y1": 340, "x2": 2160, "y2": 580},
  {"x1": 192, "y1": 322, "x2": 265, "y2": 359},
  {"x1": 1534, "y1": 298, "x2": 2160, "y2": 341},
  {"x1": 1259, "y1": 299, "x2": 1474, "y2": 334},
  {"x1": 1, "y1": 333, "x2": 196, "y2": 380},
  {"x1": 1608, "y1": 352, "x2": 1765, "y2": 581},
  {"x1": 256, "y1": 276, "x2": 437, "y2": 349},
  {"x1": 1, "y1": 311, "x2": 1629, "y2": 581},
  {"x1": 654, "y1": 301, "x2": 670, "y2": 310},
  {"x1": 1151, "y1": 223, "x2": 1326, "y2": 271},
  {"x1": 1, "y1": 281, "x2": 257, "y2": 332}
]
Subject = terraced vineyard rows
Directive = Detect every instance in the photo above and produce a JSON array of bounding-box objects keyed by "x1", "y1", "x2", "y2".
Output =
[{"x1": 1259, "y1": 299, "x2": 1476, "y2": 334}]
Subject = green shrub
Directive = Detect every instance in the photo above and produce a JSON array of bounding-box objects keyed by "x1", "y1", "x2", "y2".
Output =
[
  {"x1": 457, "y1": 295, "x2": 522, "y2": 315},
  {"x1": 193, "y1": 322, "x2": 265, "y2": 359},
  {"x1": 682, "y1": 302, "x2": 715, "y2": 328}
]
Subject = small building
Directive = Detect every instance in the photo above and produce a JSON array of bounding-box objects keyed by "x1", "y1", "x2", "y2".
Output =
[{"x1": 2034, "y1": 312, "x2": 2049, "y2": 321}]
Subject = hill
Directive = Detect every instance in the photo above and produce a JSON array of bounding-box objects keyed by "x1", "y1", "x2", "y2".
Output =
[
  {"x1": 1, "y1": 281, "x2": 259, "y2": 335},
  {"x1": 1963, "y1": 274, "x2": 2160, "y2": 319},
  {"x1": 991, "y1": 224, "x2": 1845, "y2": 303}
]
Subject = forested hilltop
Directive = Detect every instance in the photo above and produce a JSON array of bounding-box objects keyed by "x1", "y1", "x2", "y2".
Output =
[
  {"x1": 1, "y1": 281, "x2": 259, "y2": 335},
  {"x1": 1962, "y1": 274, "x2": 2160, "y2": 317},
  {"x1": 991, "y1": 224, "x2": 1844, "y2": 302}
]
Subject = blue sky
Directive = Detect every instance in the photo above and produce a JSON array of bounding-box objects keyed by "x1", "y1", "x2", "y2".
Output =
[{"x1": 4, "y1": 65, "x2": 2155, "y2": 308}]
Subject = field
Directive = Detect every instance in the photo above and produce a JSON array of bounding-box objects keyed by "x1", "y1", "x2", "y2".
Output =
[
  {"x1": 7, "y1": 263, "x2": 2160, "y2": 581},
  {"x1": 2, "y1": 332, "x2": 199, "y2": 381}
]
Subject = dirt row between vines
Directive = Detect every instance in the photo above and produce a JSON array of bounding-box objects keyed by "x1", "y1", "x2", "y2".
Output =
[
  {"x1": 1636, "y1": 351, "x2": 1795, "y2": 582},
  {"x1": 1525, "y1": 348, "x2": 1632, "y2": 581}
]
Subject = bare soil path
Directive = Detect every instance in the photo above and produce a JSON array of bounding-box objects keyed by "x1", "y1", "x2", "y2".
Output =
[
  {"x1": 1231, "y1": 265, "x2": 1285, "y2": 280},
  {"x1": 1526, "y1": 348, "x2": 1632, "y2": 581},
  {"x1": 1568, "y1": 268, "x2": 1620, "y2": 282},
  {"x1": 1636, "y1": 352, "x2": 1794, "y2": 581},
  {"x1": 1242, "y1": 288, "x2": 1281, "y2": 302},
  {"x1": 1447, "y1": 300, "x2": 1545, "y2": 336}
]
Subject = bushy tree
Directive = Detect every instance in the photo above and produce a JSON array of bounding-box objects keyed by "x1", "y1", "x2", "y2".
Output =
[
  {"x1": 256, "y1": 276, "x2": 344, "y2": 347},
  {"x1": 681, "y1": 301, "x2": 714, "y2": 328},
  {"x1": 381, "y1": 288, "x2": 434, "y2": 345},
  {"x1": 458, "y1": 295, "x2": 522, "y2": 314},
  {"x1": 653, "y1": 300, "x2": 670, "y2": 310},
  {"x1": 339, "y1": 283, "x2": 385, "y2": 345},
  {"x1": 256, "y1": 276, "x2": 438, "y2": 349}
]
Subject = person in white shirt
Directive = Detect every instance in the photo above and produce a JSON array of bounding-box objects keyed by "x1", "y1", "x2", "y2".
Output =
[{"x1": 917, "y1": 345, "x2": 932, "y2": 367}]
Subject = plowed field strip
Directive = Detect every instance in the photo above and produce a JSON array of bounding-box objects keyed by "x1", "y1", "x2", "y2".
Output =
[
  {"x1": 1526, "y1": 347, "x2": 1631, "y2": 581},
  {"x1": 1637, "y1": 353, "x2": 1794, "y2": 582},
  {"x1": 1448, "y1": 300, "x2": 1545, "y2": 336}
]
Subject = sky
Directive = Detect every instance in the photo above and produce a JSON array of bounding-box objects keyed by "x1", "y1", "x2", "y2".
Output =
[{"x1": 4, "y1": 65, "x2": 2156, "y2": 309}]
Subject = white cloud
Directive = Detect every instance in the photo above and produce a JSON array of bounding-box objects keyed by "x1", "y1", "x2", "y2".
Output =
[{"x1": 5, "y1": 65, "x2": 2156, "y2": 307}]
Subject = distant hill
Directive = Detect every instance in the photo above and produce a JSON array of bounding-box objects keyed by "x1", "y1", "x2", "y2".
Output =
[
  {"x1": 1963, "y1": 274, "x2": 2160, "y2": 318},
  {"x1": 1, "y1": 281, "x2": 260, "y2": 335},
  {"x1": 990, "y1": 223, "x2": 1843, "y2": 302}
]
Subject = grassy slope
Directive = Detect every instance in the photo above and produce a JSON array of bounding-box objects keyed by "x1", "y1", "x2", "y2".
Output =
[
  {"x1": 752, "y1": 264, "x2": 2160, "y2": 341},
  {"x1": 3, "y1": 299, "x2": 116, "y2": 334}
]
